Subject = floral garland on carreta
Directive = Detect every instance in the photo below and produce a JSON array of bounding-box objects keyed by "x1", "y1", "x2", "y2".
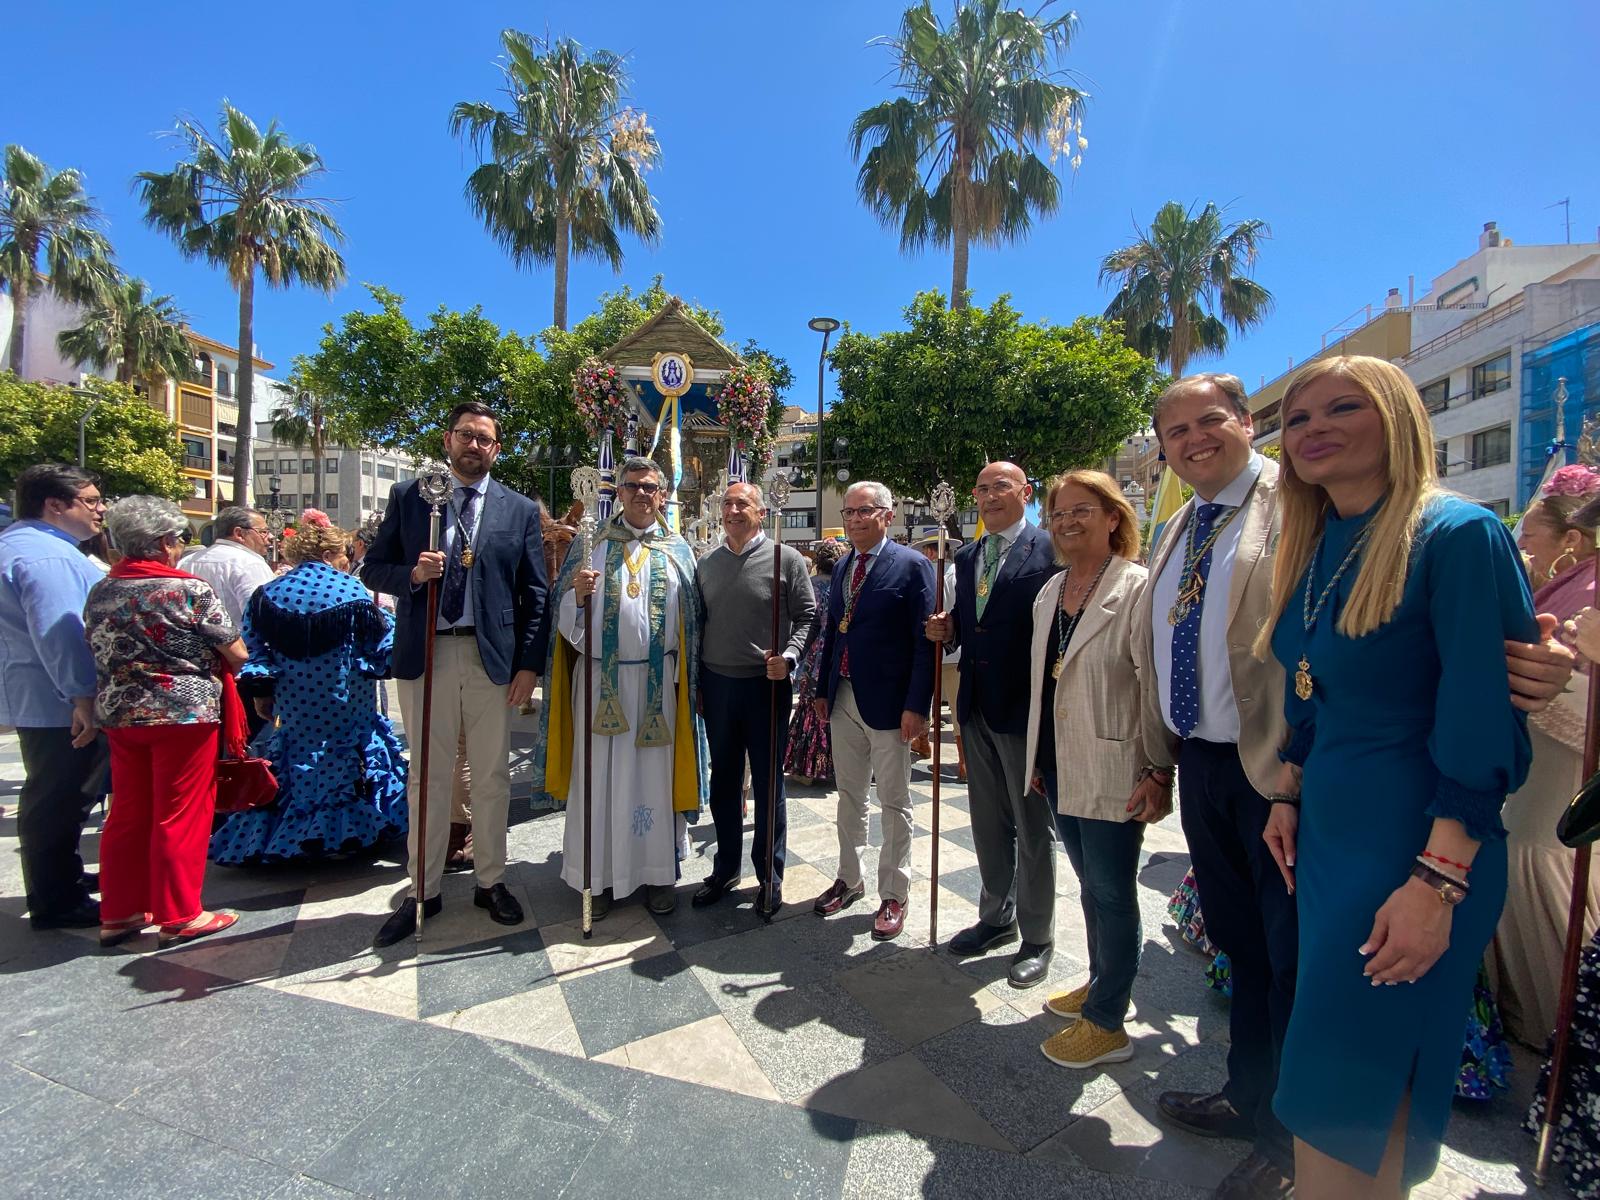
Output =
[
  {"x1": 716, "y1": 362, "x2": 777, "y2": 477},
  {"x1": 573, "y1": 356, "x2": 631, "y2": 439}
]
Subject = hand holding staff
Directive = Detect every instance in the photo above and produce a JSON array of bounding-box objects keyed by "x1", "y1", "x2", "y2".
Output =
[
  {"x1": 571, "y1": 466, "x2": 603, "y2": 941},
  {"x1": 762, "y1": 472, "x2": 794, "y2": 920},
  {"x1": 926, "y1": 480, "x2": 957, "y2": 948},
  {"x1": 413, "y1": 472, "x2": 454, "y2": 942}
]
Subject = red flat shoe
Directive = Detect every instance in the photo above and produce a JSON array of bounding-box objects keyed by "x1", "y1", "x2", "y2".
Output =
[
  {"x1": 99, "y1": 913, "x2": 152, "y2": 948},
  {"x1": 157, "y1": 910, "x2": 238, "y2": 948}
]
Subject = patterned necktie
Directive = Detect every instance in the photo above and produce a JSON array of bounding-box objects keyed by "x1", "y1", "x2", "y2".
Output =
[
  {"x1": 838, "y1": 550, "x2": 870, "y2": 679},
  {"x1": 1168, "y1": 502, "x2": 1227, "y2": 737},
  {"x1": 439, "y1": 486, "x2": 479, "y2": 625},
  {"x1": 974, "y1": 533, "x2": 1004, "y2": 621}
]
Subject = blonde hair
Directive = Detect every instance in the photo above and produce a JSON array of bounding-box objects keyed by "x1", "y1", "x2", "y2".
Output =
[
  {"x1": 1252, "y1": 355, "x2": 1437, "y2": 658},
  {"x1": 282, "y1": 510, "x2": 350, "y2": 565},
  {"x1": 1043, "y1": 469, "x2": 1141, "y2": 562}
]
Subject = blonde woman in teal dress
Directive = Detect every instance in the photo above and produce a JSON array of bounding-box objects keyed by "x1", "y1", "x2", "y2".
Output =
[{"x1": 1254, "y1": 355, "x2": 1536, "y2": 1198}]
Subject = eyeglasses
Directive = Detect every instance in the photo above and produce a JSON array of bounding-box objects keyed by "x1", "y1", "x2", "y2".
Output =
[
  {"x1": 972, "y1": 480, "x2": 1020, "y2": 498},
  {"x1": 840, "y1": 505, "x2": 887, "y2": 520},
  {"x1": 1049, "y1": 505, "x2": 1105, "y2": 523},
  {"x1": 74, "y1": 494, "x2": 109, "y2": 510},
  {"x1": 621, "y1": 480, "x2": 662, "y2": 495},
  {"x1": 450, "y1": 429, "x2": 499, "y2": 449}
]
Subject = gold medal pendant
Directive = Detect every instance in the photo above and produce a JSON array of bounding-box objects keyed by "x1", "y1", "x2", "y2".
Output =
[
  {"x1": 976, "y1": 577, "x2": 990, "y2": 598},
  {"x1": 1167, "y1": 602, "x2": 1189, "y2": 627},
  {"x1": 627, "y1": 580, "x2": 642, "y2": 599},
  {"x1": 1051, "y1": 659, "x2": 1064, "y2": 680},
  {"x1": 460, "y1": 547, "x2": 474, "y2": 569},
  {"x1": 1294, "y1": 656, "x2": 1314, "y2": 701},
  {"x1": 838, "y1": 617, "x2": 850, "y2": 633}
]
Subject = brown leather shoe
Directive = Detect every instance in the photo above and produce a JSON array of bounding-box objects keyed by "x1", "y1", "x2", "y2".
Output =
[
  {"x1": 1156, "y1": 1090, "x2": 1255, "y2": 1141},
  {"x1": 444, "y1": 822, "x2": 473, "y2": 872},
  {"x1": 1211, "y1": 1150, "x2": 1293, "y2": 1199},
  {"x1": 872, "y1": 898, "x2": 907, "y2": 940},
  {"x1": 813, "y1": 878, "x2": 865, "y2": 916}
]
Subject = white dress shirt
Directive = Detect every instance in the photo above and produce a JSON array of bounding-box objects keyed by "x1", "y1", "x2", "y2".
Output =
[
  {"x1": 1152, "y1": 452, "x2": 1264, "y2": 743},
  {"x1": 186, "y1": 538, "x2": 276, "y2": 630},
  {"x1": 438, "y1": 472, "x2": 491, "y2": 630}
]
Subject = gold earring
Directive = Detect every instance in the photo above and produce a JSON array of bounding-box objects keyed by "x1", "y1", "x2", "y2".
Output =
[{"x1": 1548, "y1": 548, "x2": 1579, "y2": 581}]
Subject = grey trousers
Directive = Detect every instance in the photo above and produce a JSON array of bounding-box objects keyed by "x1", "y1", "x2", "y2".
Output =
[{"x1": 963, "y1": 707, "x2": 1057, "y2": 945}]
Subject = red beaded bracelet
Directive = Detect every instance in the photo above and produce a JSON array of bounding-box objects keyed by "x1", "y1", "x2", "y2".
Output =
[{"x1": 1422, "y1": 850, "x2": 1471, "y2": 874}]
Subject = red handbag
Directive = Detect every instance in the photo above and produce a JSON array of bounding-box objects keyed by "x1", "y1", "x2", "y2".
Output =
[{"x1": 214, "y1": 671, "x2": 277, "y2": 814}]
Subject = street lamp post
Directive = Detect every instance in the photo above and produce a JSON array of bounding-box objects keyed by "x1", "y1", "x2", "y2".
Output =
[
  {"x1": 808, "y1": 316, "x2": 840, "y2": 540},
  {"x1": 73, "y1": 388, "x2": 103, "y2": 469},
  {"x1": 267, "y1": 473, "x2": 284, "y2": 563}
]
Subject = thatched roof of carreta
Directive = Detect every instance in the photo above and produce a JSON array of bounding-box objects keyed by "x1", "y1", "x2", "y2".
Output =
[{"x1": 601, "y1": 297, "x2": 742, "y2": 371}]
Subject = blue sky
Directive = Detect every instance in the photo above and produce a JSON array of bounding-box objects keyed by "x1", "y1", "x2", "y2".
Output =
[{"x1": 8, "y1": 1, "x2": 1596, "y2": 415}]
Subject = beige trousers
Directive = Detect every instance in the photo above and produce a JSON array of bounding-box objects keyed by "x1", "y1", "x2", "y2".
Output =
[
  {"x1": 451, "y1": 728, "x2": 472, "y2": 823},
  {"x1": 830, "y1": 681, "x2": 914, "y2": 903},
  {"x1": 396, "y1": 637, "x2": 509, "y2": 900}
]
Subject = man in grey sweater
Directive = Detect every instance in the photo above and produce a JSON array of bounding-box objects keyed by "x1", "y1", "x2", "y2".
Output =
[{"x1": 694, "y1": 482, "x2": 818, "y2": 911}]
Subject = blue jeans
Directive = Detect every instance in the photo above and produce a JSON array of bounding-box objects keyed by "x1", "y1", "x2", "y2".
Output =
[{"x1": 1041, "y1": 767, "x2": 1145, "y2": 1031}]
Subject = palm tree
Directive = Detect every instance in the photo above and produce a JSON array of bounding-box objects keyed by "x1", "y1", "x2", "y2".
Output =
[
  {"x1": 850, "y1": 0, "x2": 1087, "y2": 309},
  {"x1": 136, "y1": 102, "x2": 346, "y2": 501},
  {"x1": 57, "y1": 273, "x2": 192, "y2": 386},
  {"x1": 450, "y1": 30, "x2": 662, "y2": 332},
  {"x1": 269, "y1": 358, "x2": 330, "y2": 505},
  {"x1": 0, "y1": 144, "x2": 113, "y2": 375},
  {"x1": 1099, "y1": 200, "x2": 1274, "y2": 379}
]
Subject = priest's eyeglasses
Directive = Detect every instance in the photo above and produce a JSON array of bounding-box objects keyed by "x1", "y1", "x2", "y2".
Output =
[{"x1": 621, "y1": 481, "x2": 662, "y2": 495}]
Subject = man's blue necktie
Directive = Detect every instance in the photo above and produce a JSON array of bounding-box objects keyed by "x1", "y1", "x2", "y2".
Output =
[
  {"x1": 439, "y1": 486, "x2": 478, "y2": 625},
  {"x1": 1169, "y1": 502, "x2": 1227, "y2": 738}
]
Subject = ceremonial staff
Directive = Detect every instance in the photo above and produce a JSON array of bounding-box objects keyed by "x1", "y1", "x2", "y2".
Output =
[
  {"x1": 1535, "y1": 491, "x2": 1600, "y2": 1185},
  {"x1": 413, "y1": 472, "x2": 453, "y2": 941},
  {"x1": 927, "y1": 480, "x2": 957, "y2": 947},
  {"x1": 571, "y1": 466, "x2": 603, "y2": 940},
  {"x1": 761, "y1": 471, "x2": 793, "y2": 920}
]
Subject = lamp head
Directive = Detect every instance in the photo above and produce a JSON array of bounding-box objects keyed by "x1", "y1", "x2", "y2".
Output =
[{"x1": 808, "y1": 317, "x2": 841, "y2": 334}]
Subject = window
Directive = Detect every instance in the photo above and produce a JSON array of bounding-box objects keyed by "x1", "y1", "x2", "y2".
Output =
[
  {"x1": 1420, "y1": 378, "x2": 1450, "y2": 412},
  {"x1": 1482, "y1": 499, "x2": 1511, "y2": 518},
  {"x1": 280, "y1": 458, "x2": 298, "y2": 474},
  {"x1": 256, "y1": 458, "x2": 274, "y2": 477},
  {"x1": 324, "y1": 493, "x2": 338, "y2": 509},
  {"x1": 1473, "y1": 353, "x2": 1511, "y2": 399},
  {"x1": 215, "y1": 367, "x2": 232, "y2": 396},
  {"x1": 1471, "y1": 425, "x2": 1512, "y2": 468},
  {"x1": 302, "y1": 458, "x2": 315, "y2": 473},
  {"x1": 326, "y1": 458, "x2": 339, "y2": 474},
  {"x1": 1435, "y1": 446, "x2": 1449, "y2": 476},
  {"x1": 782, "y1": 509, "x2": 816, "y2": 529},
  {"x1": 191, "y1": 478, "x2": 211, "y2": 500},
  {"x1": 281, "y1": 494, "x2": 297, "y2": 510},
  {"x1": 377, "y1": 463, "x2": 396, "y2": 480}
]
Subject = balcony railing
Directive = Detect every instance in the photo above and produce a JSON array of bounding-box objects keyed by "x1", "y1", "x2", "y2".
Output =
[
  {"x1": 183, "y1": 454, "x2": 213, "y2": 472},
  {"x1": 1400, "y1": 293, "x2": 1524, "y2": 367}
]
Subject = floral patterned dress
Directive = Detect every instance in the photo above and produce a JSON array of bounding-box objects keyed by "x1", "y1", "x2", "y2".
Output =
[
  {"x1": 784, "y1": 575, "x2": 834, "y2": 784},
  {"x1": 1526, "y1": 926, "x2": 1600, "y2": 1198},
  {"x1": 209, "y1": 561, "x2": 407, "y2": 864}
]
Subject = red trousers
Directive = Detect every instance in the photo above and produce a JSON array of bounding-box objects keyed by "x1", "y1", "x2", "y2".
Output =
[{"x1": 102, "y1": 724, "x2": 218, "y2": 926}]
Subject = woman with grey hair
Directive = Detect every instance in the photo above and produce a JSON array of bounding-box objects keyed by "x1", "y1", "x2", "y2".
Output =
[{"x1": 84, "y1": 495, "x2": 247, "y2": 948}]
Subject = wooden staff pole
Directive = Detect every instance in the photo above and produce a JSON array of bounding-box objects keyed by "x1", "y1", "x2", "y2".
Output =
[
  {"x1": 762, "y1": 473, "x2": 794, "y2": 920},
  {"x1": 414, "y1": 473, "x2": 453, "y2": 941},
  {"x1": 927, "y1": 481, "x2": 957, "y2": 948},
  {"x1": 573, "y1": 467, "x2": 602, "y2": 940}
]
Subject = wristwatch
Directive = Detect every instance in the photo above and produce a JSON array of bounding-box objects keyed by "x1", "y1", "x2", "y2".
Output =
[{"x1": 1409, "y1": 863, "x2": 1467, "y2": 906}]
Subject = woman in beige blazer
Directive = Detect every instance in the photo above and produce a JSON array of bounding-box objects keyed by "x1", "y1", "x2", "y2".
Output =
[{"x1": 1024, "y1": 469, "x2": 1173, "y2": 1071}]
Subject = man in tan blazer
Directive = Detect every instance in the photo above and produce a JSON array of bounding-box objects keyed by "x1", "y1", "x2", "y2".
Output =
[{"x1": 1133, "y1": 374, "x2": 1576, "y2": 1200}]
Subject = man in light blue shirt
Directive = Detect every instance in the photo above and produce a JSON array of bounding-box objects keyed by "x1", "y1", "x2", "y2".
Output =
[{"x1": 0, "y1": 464, "x2": 106, "y2": 928}]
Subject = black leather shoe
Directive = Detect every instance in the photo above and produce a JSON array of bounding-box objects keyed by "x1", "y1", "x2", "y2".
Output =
[
  {"x1": 1156, "y1": 1090, "x2": 1255, "y2": 1141},
  {"x1": 947, "y1": 920, "x2": 1019, "y2": 957},
  {"x1": 692, "y1": 875, "x2": 738, "y2": 907},
  {"x1": 373, "y1": 895, "x2": 442, "y2": 948},
  {"x1": 755, "y1": 882, "x2": 784, "y2": 915},
  {"x1": 646, "y1": 885, "x2": 677, "y2": 915},
  {"x1": 1007, "y1": 941, "x2": 1053, "y2": 989},
  {"x1": 475, "y1": 883, "x2": 524, "y2": 926},
  {"x1": 590, "y1": 890, "x2": 611, "y2": 922},
  {"x1": 30, "y1": 898, "x2": 100, "y2": 930},
  {"x1": 81, "y1": 871, "x2": 100, "y2": 893},
  {"x1": 1211, "y1": 1150, "x2": 1293, "y2": 1199}
]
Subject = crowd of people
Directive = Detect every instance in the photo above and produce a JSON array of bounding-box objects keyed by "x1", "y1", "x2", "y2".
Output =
[{"x1": 3, "y1": 365, "x2": 1599, "y2": 1196}]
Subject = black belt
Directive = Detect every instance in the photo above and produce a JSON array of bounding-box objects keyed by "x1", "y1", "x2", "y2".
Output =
[{"x1": 437, "y1": 626, "x2": 477, "y2": 637}]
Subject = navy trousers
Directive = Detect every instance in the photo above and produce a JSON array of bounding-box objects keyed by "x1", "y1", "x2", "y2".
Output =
[
  {"x1": 702, "y1": 668, "x2": 790, "y2": 890},
  {"x1": 1178, "y1": 737, "x2": 1299, "y2": 1173}
]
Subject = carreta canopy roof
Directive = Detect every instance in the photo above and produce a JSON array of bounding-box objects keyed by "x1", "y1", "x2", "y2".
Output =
[{"x1": 601, "y1": 297, "x2": 743, "y2": 430}]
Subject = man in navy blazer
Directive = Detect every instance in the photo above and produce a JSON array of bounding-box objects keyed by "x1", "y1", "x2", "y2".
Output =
[
  {"x1": 927, "y1": 461, "x2": 1061, "y2": 987},
  {"x1": 811, "y1": 481, "x2": 935, "y2": 941},
  {"x1": 360, "y1": 401, "x2": 548, "y2": 947}
]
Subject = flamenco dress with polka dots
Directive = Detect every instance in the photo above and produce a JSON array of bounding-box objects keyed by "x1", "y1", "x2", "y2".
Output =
[{"x1": 210, "y1": 561, "x2": 408, "y2": 864}]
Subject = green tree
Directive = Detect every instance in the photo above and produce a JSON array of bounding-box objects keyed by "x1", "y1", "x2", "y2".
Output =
[
  {"x1": 0, "y1": 374, "x2": 186, "y2": 500},
  {"x1": 1100, "y1": 200, "x2": 1273, "y2": 379},
  {"x1": 851, "y1": 0, "x2": 1086, "y2": 310},
  {"x1": 450, "y1": 30, "x2": 662, "y2": 332},
  {"x1": 0, "y1": 144, "x2": 114, "y2": 375},
  {"x1": 269, "y1": 357, "x2": 333, "y2": 504},
  {"x1": 57, "y1": 273, "x2": 193, "y2": 385},
  {"x1": 822, "y1": 291, "x2": 1159, "y2": 499},
  {"x1": 137, "y1": 101, "x2": 347, "y2": 503}
]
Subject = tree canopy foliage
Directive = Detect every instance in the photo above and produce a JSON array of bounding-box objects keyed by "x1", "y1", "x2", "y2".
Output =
[{"x1": 823, "y1": 291, "x2": 1160, "y2": 499}]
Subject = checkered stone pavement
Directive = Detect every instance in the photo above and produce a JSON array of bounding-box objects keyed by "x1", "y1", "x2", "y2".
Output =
[{"x1": 0, "y1": 711, "x2": 1560, "y2": 1199}]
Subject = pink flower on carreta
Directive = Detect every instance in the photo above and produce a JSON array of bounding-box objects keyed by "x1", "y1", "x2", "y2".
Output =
[{"x1": 1542, "y1": 464, "x2": 1600, "y2": 499}]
